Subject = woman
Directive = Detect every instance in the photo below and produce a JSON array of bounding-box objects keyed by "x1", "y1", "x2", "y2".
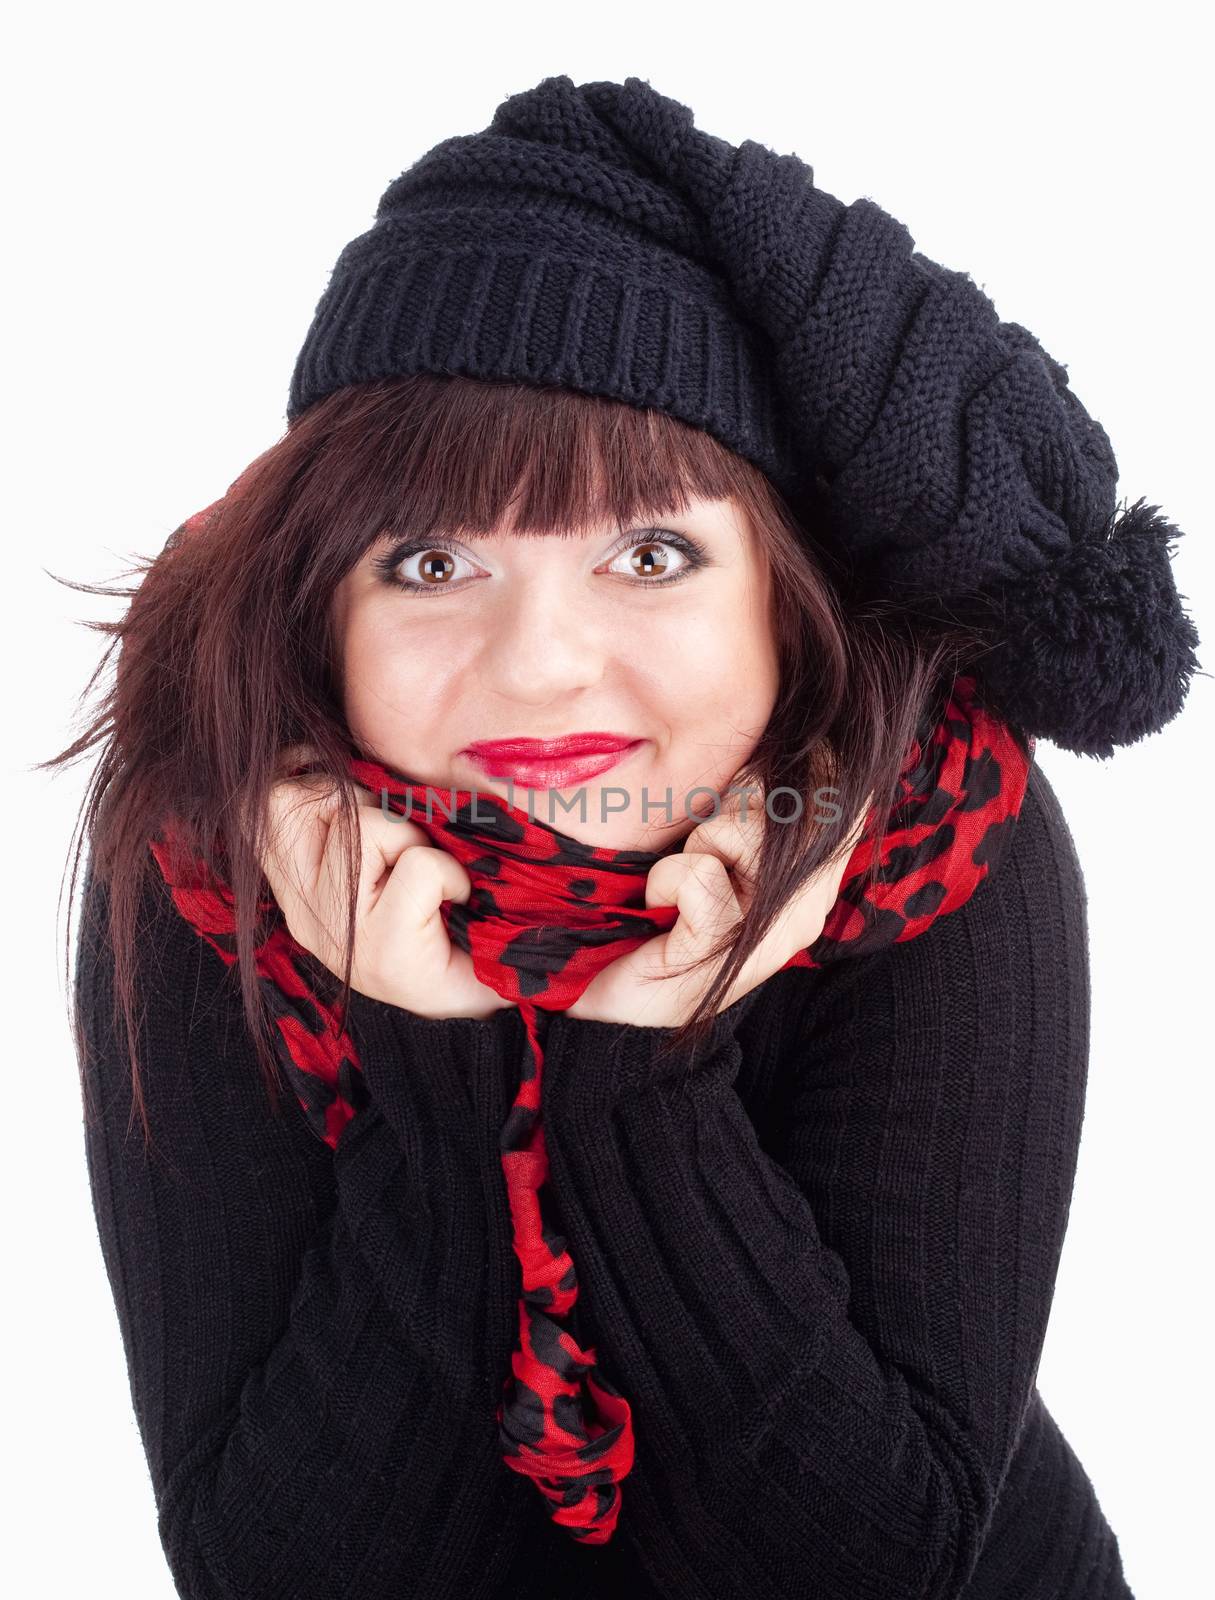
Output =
[{"x1": 58, "y1": 75, "x2": 1199, "y2": 1599}]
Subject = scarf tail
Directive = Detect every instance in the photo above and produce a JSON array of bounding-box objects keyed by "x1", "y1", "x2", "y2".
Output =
[{"x1": 494, "y1": 1001, "x2": 636, "y2": 1542}]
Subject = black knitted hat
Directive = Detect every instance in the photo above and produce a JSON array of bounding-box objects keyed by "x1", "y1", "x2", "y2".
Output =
[{"x1": 287, "y1": 74, "x2": 1202, "y2": 759}]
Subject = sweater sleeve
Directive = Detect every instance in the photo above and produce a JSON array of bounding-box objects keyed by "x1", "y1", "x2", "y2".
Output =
[
  {"x1": 75, "y1": 861, "x2": 523, "y2": 1600},
  {"x1": 536, "y1": 763, "x2": 1092, "y2": 1600}
]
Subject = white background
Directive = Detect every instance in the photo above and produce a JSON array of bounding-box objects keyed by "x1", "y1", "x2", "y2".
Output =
[{"x1": 6, "y1": 3, "x2": 1211, "y2": 1594}]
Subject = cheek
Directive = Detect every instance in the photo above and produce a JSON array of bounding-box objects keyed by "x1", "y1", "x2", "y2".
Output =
[
  {"x1": 650, "y1": 591, "x2": 779, "y2": 729},
  {"x1": 340, "y1": 601, "x2": 465, "y2": 738}
]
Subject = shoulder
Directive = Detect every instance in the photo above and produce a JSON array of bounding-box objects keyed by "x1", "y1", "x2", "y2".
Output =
[
  {"x1": 76, "y1": 851, "x2": 241, "y2": 1049},
  {"x1": 920, "y1": 755, "x2": 1090, "y2": 999},
  {"x1": 747, "y1": 756, "x2": 1091, "y2": 1056},
  {"x1": 878, "y1": 754, "x2": 1090, "y2": 1001},
  {"x1": 74, "y1": 852, "x2": 321, "y2": 1163},
  {"x1": 1001, "y1": 758, "x2": 1089, "y2": 923},
  {"x1": 877, "y1": 754, "x2": 1088, "y2": 977}
]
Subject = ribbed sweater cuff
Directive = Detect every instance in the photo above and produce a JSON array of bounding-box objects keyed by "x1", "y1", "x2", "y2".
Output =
[
  {"x1": 541, "y1": 991, "x2": 758, "y2": 1116},
  {"x1": 340, "y1": 990, "x2": 508, "y2": 1156}
]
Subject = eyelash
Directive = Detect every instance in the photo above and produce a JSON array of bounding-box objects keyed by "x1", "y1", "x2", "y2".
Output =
[{"x1": 371, "y1": 529, "x2": 708, "y2": 596}]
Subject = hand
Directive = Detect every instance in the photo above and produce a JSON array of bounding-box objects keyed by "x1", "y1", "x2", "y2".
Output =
[
  {"x1": 256, "y1": 747, "x2": 515, "y2": 1021},
  {"x1": 564, "y1": 785, "x2": 874, "y2": 1028}
]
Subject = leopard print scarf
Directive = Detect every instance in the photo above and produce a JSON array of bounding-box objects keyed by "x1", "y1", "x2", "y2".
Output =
[{"x1": 149, "y1": 668, "x2": 1033, "y2": 1545}]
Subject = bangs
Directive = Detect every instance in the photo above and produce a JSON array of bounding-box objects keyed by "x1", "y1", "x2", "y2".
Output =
[{"x1": 288, "y1": 373, "x2": 767, "y2": 555}]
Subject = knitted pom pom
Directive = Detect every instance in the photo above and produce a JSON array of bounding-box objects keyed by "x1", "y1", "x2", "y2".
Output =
[{"x1": 975, "y1": 498, "x2": 1203, "y2": 759}]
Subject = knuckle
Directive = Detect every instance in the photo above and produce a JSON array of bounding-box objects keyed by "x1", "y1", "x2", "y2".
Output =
[
  {"x1": 647, "y1": 854, "x2": 685, "y2": 893},
  {"x1": 684, "y1": 850, "x2": 729, "y2": 888},
  {"x1": 401, "y1": 843, "x2": 456, "y2": 899}
]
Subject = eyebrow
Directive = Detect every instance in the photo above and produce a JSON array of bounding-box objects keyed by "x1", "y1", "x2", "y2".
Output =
[
  {"x1": 369, "y1": 514, "x2": 695, "y2": 548},
  {"x1": 368, "y1": 524, "x2": 675, "y2": 556}
]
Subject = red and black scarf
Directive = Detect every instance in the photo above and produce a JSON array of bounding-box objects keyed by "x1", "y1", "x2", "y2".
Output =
[
  {"x1": 148, "y1": 465, "x2": 1035, "y2": 1545},
  {"x1": 149, "y1": 665, "x2": 1034, "y2": 1545}
]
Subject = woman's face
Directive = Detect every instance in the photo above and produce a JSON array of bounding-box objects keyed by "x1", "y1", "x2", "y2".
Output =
[{"x1": 333, "y1": 492, "x2": 779, "y2": 852}]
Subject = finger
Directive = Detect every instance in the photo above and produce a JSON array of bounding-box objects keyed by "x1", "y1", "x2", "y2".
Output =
[
  {"x1": 313, "y1": 793, "x2": 431, "y2": 929},
  {"x1": 375, "y1": 843, "x2": 472, "y2": 937},
  {"x1": 735, "y1": 789, "x2": 879, "y2": 986},
  {"x1": 262, "y1": 775, "x2": 340, "y2": 887},
  {"x1": 646, "y1": 851, "x2": 743, "y2": 981},
  {"x1": 681, "y1": 804, "x2": 764, "y2": 894},
  {"x1": 260, "y1": 777, "x2": 344, "y2": 947},
  {"x1": 336, "y1": 842, "x2": 474, "y2": 1008},
  {"x1": 349, "y1": 784, "x2": 434, "y2": 863}
]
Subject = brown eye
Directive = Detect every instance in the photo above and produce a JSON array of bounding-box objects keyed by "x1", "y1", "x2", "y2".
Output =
[
  {"x1": 372, "y1": 537, "x2": 480, "y2": 596},
  {"x1": 628, "y1": 542, "x2": 670, "y2": 578},
  {"x1": 417, "y1": 550, "x2": 456, "y2": 585},
  {"x1": 601, "y1": 532, "x2": 705, "y2": 588}
]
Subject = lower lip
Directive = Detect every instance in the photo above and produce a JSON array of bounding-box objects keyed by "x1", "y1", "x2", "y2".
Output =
[{"x1": 463, "y1": 742, "x2": 643, "y2": 789}]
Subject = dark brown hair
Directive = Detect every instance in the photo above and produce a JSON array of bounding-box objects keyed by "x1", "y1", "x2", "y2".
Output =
[{"x1": 45, "y1": 372, "x2": 996, "y2": 1148}]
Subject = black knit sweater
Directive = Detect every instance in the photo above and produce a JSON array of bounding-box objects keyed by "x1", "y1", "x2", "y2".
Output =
[{"x1": 76, "y1": 761, "x2": 1134, "y2": 1599}]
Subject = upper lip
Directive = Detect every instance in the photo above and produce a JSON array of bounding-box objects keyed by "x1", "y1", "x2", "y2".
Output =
[{"x1": 462, "y1": 732, "x2": 641, "y2": 760}]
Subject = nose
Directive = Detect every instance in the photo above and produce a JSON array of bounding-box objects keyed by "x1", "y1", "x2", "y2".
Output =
[{"x1": 473, "y1": 563, "x2": 606, "y2": 706}]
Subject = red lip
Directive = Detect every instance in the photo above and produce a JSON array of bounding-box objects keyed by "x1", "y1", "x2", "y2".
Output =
[
  {"x1": 463, "y1": 732, "x2": 639, "y2": 760},
  {"x1": 461, "y1": 733, "x2": 644, "y2": 790}
]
